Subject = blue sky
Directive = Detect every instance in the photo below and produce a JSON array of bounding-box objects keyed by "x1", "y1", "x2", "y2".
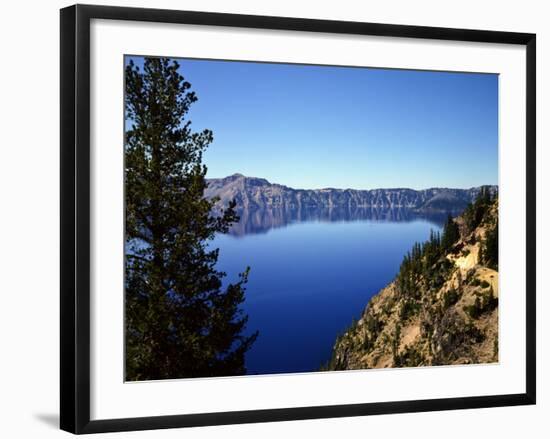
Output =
[{"x1": 126, "y1": 56, "x2": 498, "y2": 190}]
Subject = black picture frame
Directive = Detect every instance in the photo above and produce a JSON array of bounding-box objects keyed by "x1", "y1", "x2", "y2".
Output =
[{"x1": 60, "y1": 4, "x2": 536, "y2": 434}]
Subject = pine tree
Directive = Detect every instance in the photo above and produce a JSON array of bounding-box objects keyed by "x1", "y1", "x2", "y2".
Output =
[
  {"x1": 464, "y1": 186, "x2": 492, "y2": 232},
  {"x1": 441, "y1": 214, "x2": 460, "y2": 252},
  {"x1": 483, "y1": 222, "x2": 499, "y2": 270},
  {"x1": 124, "y1": 57, "x2": 257, "y2": 381}
]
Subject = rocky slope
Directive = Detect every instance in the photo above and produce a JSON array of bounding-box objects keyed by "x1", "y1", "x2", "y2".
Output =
[
  {"x1": 326, "y1": 197, "x2": 499, "y2": 370},
  {"x1": 205, "y1": 174, "x2": 497, "y2": 213}
]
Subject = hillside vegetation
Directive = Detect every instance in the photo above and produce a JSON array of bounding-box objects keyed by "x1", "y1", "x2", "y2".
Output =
[{"x1": 326, "y1": 188, "x2": 499, "y2": 370}]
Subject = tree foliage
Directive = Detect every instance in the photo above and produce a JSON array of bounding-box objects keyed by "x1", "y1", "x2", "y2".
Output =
[
  {"x1": 124, "y1": 57, "x2": 257, "y2": 381},
  {"x1": 441, "y1": 214, "x2": 460, "y2": 252},
  {"x1": 463, "y1": 287, "x2": 498, "y2": 319},
  {"x1": 397, "y1": 225, "x2": 453, "y2": 300},
  {"x1": 464, "y1": 187, "x2": 498, "y2": 270},
  {"x1": 482, "y1": 222, "x2": 498, "y2": 270},
  {"x1": 396, "y1": 188, "x2": 498, "y2": 313},
  {"x1": 463, "y1": 186, "x2": 493, "y2": 233}
]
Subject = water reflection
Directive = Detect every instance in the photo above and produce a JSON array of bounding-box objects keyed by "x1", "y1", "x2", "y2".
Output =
[
  {"x1": 228, "y1": 206, "x2": 455, "y2": 236},
  {"x1": 214, "y1": 207, "x2": 446, "y2": 374}
]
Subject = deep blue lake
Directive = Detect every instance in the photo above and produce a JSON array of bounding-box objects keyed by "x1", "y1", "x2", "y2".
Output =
[{"x1": 212, "y1": 208, "x2": 443, "y2": 376}]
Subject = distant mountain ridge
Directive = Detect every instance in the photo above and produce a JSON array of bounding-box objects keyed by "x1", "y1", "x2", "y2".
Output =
[{"x1": 205, "y1": 174, "x2": 497, "y2": 212}]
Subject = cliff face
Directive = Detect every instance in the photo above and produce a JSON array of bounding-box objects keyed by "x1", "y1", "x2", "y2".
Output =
[
  {"x1": 205, "y1": 174, "x2": 497, "y2": 212},
  {"x1": 326, "y1": 199, "x2": 499, "y2": 370}
]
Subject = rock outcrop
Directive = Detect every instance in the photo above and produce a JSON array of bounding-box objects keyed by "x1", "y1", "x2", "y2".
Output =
[
  {"x1": 205, "y1": 173, "x2": 497, "y2": 213},
  {"x1": 326, "y1": 198, "x2": 499, "y2": 370}
]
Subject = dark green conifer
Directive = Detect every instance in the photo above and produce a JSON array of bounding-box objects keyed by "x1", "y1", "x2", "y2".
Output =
[
  {"x1": 124, "y1": 57, "x2": 257, "y2": 381},
  {"x1": 483, "y1": 223, "x2": 498, "y2": 270},
  {"x1": 441, "y1": 214, "x2": 460, "y2": 252}
]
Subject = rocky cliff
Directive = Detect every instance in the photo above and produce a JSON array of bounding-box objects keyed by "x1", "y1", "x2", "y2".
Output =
[
  {"x1": 205, "y1": 174, "x2": 497, "y2": 213},
  {"x1": 326, "y1": 196, "x2": 499, "y2": 370}
]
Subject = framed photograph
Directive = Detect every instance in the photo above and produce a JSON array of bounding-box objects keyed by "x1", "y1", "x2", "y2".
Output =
[{"x1": 60, "y1": 4, "x2": 536, "y2": 434}]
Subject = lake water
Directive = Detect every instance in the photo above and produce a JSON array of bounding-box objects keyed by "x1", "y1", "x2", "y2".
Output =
[{"x1": 212, "y1": 208, "x2": 444, "y2": 376}]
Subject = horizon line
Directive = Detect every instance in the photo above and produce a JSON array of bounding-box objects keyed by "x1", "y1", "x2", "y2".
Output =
[{"x1": 205, "y1": 173, "x2": 498, "y2": 192}]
